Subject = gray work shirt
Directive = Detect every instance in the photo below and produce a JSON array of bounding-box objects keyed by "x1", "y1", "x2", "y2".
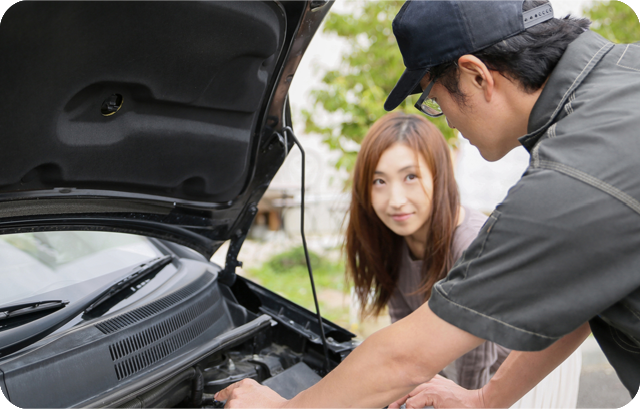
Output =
[{"x1": 429, "y1": 31, "x2": 640, "y2": 396}]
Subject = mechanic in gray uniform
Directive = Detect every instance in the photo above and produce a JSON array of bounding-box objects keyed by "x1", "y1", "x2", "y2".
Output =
[{"x1": 216, "y1": 1, "x2": 639, "y2": 407}]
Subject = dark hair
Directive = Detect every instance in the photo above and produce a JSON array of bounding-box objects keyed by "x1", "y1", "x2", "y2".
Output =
[
  {"x1": 430, "y1": 0, "x2": 591, "y2": 105},
  {"x1": 344, "y1": 112, "x2": 460, "y2": 318}
]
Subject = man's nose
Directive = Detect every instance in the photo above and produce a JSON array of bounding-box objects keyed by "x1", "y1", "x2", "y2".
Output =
[{"x1": 446, "y1": 116, "x2": 455, "y2": 129}]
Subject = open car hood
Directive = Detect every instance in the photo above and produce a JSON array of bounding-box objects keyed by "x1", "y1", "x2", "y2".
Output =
[{"x1": 0, "y1": 1, "x2": 331, "y2": 259}]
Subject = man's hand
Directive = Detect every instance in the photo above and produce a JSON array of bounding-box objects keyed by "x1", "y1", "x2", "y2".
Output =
[
  {"x1": 214, "y1": 378, "x2": 288, "y2": 409},
  {"x1": 388, "y1": 375, "x2": 484, "y2": 409},
  {"x1": 212, "y1": 307, "x2": 482, "y2": 408}
]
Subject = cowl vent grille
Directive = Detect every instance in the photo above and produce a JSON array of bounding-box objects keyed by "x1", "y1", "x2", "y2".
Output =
[
  {"x1": 96, "y1": 277, "x2": 206, "y2": 334},
  {"x1": 109, "y1": 297, "x2": 216, "y2": 380}
]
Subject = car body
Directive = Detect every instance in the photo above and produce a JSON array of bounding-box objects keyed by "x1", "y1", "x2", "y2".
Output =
[{"x1": 0, "y1": 1, "x2": 357, "y2": 407}]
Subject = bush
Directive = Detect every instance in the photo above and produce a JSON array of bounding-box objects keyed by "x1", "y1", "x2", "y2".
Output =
[
  {"x1": 265, "y1": 246, "x2": 322, "y2": 272},
  {"x1": 246, "y1": 246, "x2": 349, "y2": 324}
]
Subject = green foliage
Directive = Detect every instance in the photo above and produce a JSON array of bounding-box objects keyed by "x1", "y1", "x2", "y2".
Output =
[
  {"x1": 246, "y1": 246, "x2": 349, "y2": 324},
  {"x1": 584, "y1": 1, "x2": 640, "y2": 43},
  {"x1": 301, "y1": 0, "x2": 457, "y2": 182},
  {"x1": 265, "y1": 245, "x2": 322, "y2": 271}
]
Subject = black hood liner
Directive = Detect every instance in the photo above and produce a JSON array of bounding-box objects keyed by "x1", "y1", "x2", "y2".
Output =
[{"x1": 0, "y1": 1, "x2": 285, "y2": 202}]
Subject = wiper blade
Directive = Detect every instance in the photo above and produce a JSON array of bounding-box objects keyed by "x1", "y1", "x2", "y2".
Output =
[
  {"x1": 84, "y1": 255, "x2": 173, "y2": 314},
  {"x1": 0, "y1": 300, "x2": 69, "y2": 322},
  {"x1": 0, "y1": 254, "x2": 175, "y2": 358}
]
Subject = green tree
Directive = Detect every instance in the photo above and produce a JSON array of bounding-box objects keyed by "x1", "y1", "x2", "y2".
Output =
[
  {"x1": 301, "y1": 1, "x2": 456, "y2": 180},
  {"x1": 303, "y1": 1, "x2": 640, "y2": 182},
  {"x1": 585, "y1": 1, "x2": 640, "y2": 43}
]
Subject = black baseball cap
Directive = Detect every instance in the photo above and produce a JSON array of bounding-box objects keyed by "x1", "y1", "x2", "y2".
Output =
[{"x1": 384, "y1": 0, "x2": 554, "y2": 111}]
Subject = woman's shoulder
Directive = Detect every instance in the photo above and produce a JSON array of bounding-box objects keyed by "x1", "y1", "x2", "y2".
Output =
[
  {"x1": 452, "y1": 207, "x2": 489, "y2": 258},
  {"x1": 458, "y1": 207, "x2": 488, "y2": 233},
  {"x1": 467, "y1": 207, "x2": 489, "y2": 227}
]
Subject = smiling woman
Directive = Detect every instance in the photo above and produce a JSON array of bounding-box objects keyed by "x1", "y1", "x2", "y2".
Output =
[
  {"x1": 343, "y1": 112, "x2": 508, "y2": 390},
  {"x1": 370, "y1": 143, "x2": 436, "y2": 242},
  {"x1": 346, "y1": 113, "x2": 459, "y2": 319}
]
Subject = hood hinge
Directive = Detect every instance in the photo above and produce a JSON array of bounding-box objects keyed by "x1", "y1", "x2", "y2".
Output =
[{"x1": 219, "y1": 203, "x2": 259, "y2": 286}]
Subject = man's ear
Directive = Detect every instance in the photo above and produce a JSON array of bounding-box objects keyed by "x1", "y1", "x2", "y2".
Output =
[{"x1": 457, "y1": 55, "x2": 494, "y2": 102}]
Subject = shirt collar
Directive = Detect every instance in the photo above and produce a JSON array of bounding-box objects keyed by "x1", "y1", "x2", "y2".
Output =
[{"x1": 518, "y1": 31, "x2": 614, "y2": 151}]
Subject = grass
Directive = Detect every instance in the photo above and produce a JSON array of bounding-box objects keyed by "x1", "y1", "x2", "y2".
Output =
[{"x1": 244, "y1": 245, "x2": 351, "y2": 326}]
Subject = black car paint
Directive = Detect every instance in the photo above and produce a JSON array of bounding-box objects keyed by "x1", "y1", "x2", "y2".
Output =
[
  {"x1": 0, "y1": 1, "x2": 358, "y2": 408},
  {"x1": 0, "y1": 0, "x2": 332, "y2": 258},
  {"x1": 0, "y1": 243, "x2": 356, "y2": 408}
]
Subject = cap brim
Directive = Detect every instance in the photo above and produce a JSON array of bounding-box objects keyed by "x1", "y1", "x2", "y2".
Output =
[{"x1": 384, "y1": 66, "x2": 429, "y2": 111}]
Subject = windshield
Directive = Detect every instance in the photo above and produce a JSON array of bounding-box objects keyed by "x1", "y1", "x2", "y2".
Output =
[{"x1": 0, "y1": 231, "x2": 161, "y2": 306}]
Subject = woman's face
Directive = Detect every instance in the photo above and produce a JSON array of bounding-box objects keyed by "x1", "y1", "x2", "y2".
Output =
[{"x1": 370, "y1": 142, "x2": 434, "y2": 238}]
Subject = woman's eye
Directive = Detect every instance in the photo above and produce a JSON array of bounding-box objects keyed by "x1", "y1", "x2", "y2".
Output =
[
  {"x1": 406, "y1": 174, "x2": 417, "y2": 181},
  {"x1": 373, "y1": 179, "x2": 384, "y2": 185}
]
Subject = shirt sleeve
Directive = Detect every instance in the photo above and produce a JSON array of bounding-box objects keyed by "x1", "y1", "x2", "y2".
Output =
[{"x1": 429, "y1": 168, "x2": 640, "y2": 351}]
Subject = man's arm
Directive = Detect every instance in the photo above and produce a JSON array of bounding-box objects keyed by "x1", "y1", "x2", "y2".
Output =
[
  {"x1": 389, "y1": 322, "x2": 591, "y2": 409},
  {"x1": 215, "y1": 304, "x2": 484, "y2": 408}
]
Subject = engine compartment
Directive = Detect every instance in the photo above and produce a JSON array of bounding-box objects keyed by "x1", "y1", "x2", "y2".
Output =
[
  {"x1": 107, "y1": 274, "x2": 359, "y2": 408},
  {"x1": 0, "y1": 259, "x2": 357, "y2": 408},
  {"x1": 124, "y1": 337, "x2": 323, "y2": 408}
]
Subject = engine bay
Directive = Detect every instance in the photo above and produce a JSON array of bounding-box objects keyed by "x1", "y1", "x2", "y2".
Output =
[{"x1": 0, "y1": 260, "x2": 357, "y2": 408}]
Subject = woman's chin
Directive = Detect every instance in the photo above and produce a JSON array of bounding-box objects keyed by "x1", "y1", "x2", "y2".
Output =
[{"x1": 387, "y1": 224, "x2": 418, "y2": 238}]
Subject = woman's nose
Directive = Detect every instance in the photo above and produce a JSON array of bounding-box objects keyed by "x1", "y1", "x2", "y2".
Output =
[{"x1": 389, "y1": 185, "x2": 407, "y2": 207}]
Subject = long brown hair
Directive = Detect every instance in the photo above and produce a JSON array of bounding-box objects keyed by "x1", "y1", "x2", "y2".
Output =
[{"x1": 345, "y1": 112, "x2": 460, "y2": 318}]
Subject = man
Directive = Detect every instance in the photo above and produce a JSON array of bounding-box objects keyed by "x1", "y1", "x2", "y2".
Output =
[{"x1": 216, "y1": 1, "x2": 639, "y2": 407}]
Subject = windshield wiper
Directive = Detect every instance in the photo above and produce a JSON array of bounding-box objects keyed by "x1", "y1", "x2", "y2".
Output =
[
  {"x1": 84, "y1": 255, "x2": 173, "y2": 314},
  {"x1": 0, "y1": 300, "x2": 69, "y2": 322},
  {"x1": 0, "y1": 254, "x2": 176, "y2": 358}
]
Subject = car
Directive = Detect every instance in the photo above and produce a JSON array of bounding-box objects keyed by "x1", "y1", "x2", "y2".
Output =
[{"x1": 0, "y1": 1, "x2": 358, "y2": 408}]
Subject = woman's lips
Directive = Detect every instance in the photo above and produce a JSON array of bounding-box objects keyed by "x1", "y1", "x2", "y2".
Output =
[{"x1": 391, "y1": 213, "x2": 412, "y2": 222}]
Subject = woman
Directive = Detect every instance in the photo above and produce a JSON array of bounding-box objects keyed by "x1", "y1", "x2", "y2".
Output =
[{"x1": 344, "y1": 112, "x2": 581, "y2": 407}]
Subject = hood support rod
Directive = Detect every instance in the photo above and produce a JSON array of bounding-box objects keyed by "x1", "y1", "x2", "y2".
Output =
[{"x1": 283, "y1": 127, "x2": 331, "y2": 374}]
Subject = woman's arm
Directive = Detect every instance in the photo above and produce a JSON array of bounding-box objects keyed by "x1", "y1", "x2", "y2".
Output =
[
  {"x1": 215, "y1": 304, "x2": 484, "y2": 408},
  {"x1": 453, "y1": 341, "x2": 507, "y2": 390},
  {"x1": 389, "y1": 322, "x2": 591, "y2": 409},
  {"x1": 481, "y1": 322, "x2": 590, "y2": 408}
]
